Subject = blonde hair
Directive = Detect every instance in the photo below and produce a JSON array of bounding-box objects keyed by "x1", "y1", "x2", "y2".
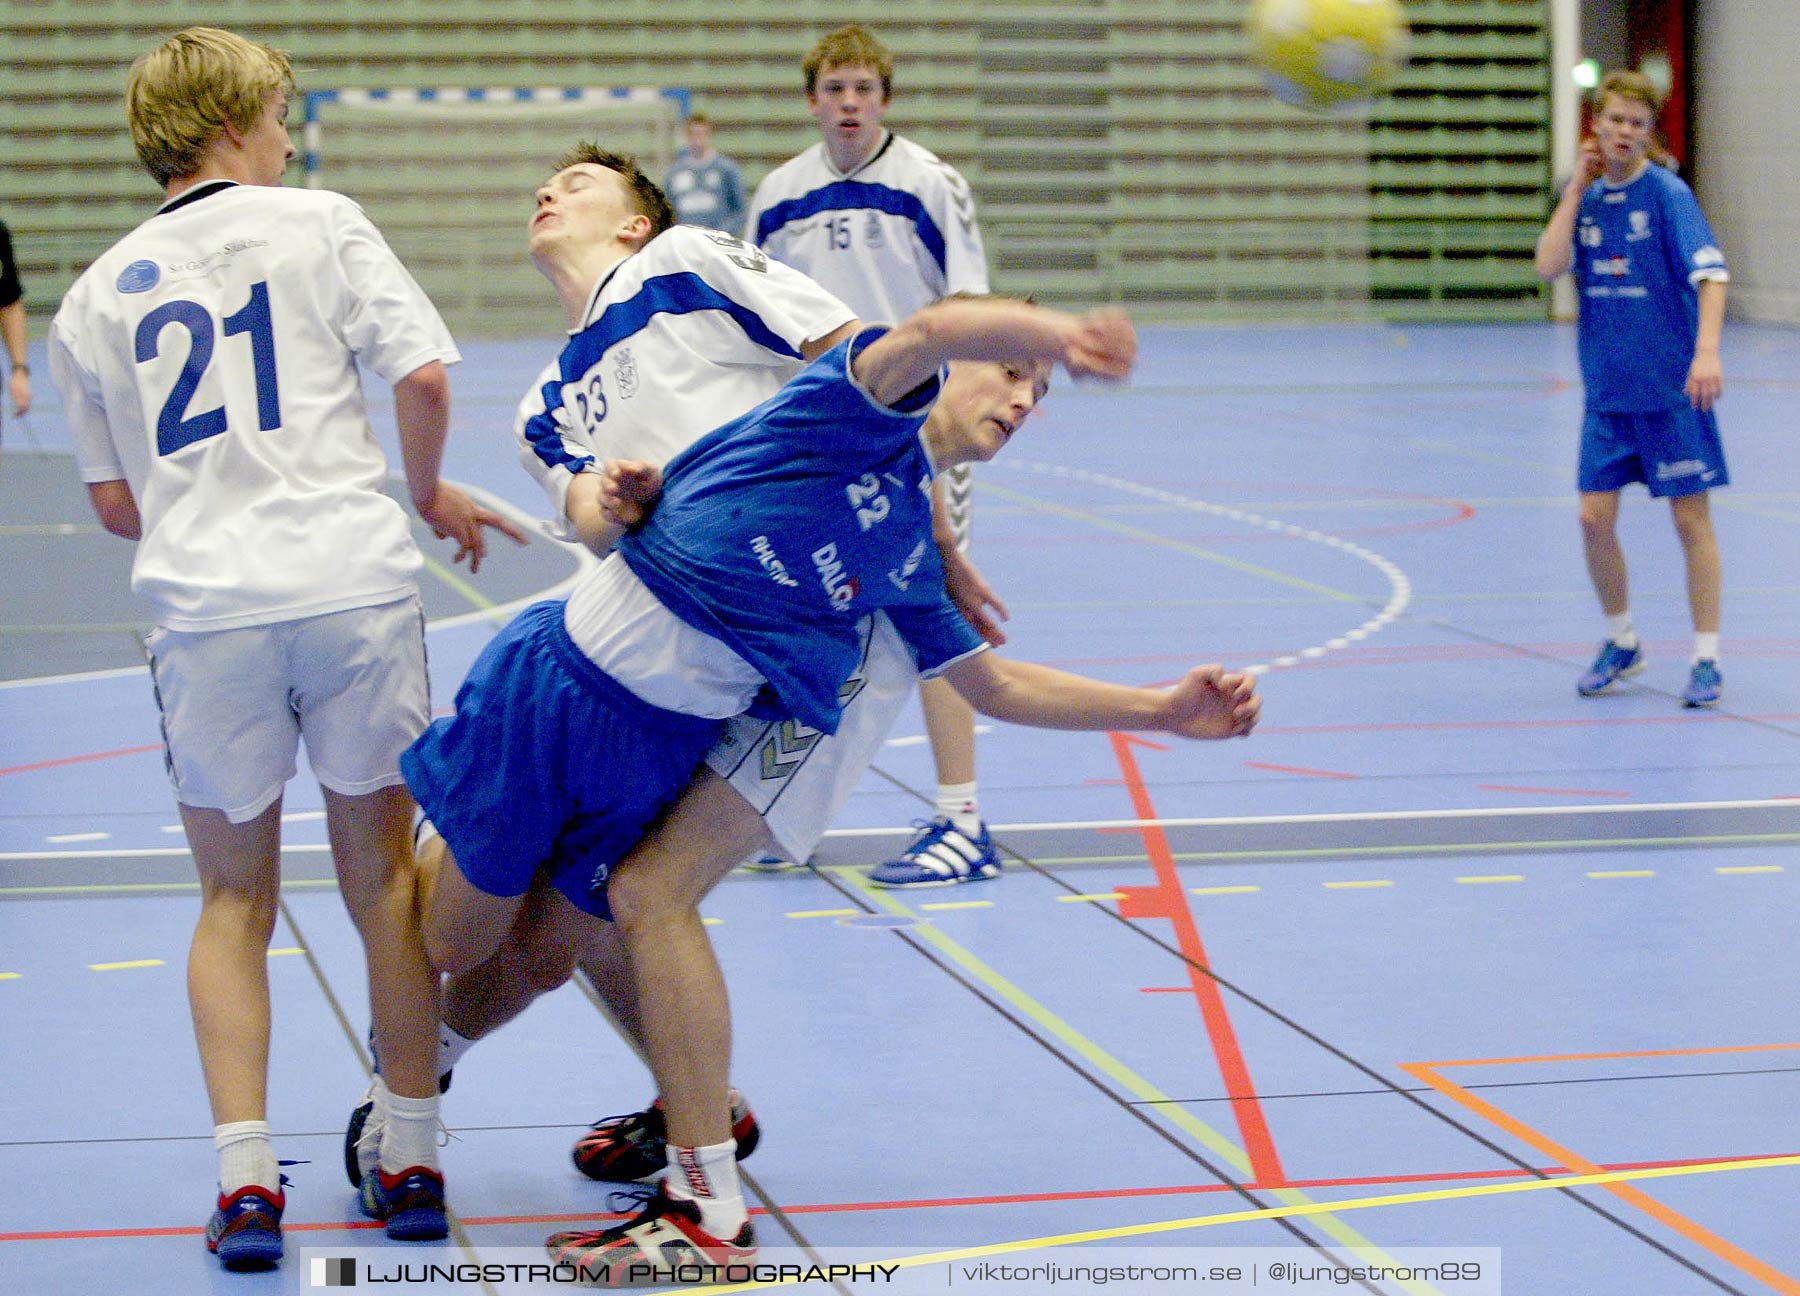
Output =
[
  {"x1": 803, "y1": 24, "x2": 893, "y2": 98},
  {"x1": 127, "y1": 27, "x2": 295, "y2": 185},
  {"x1": 1596, "y1": 69, "x2": 1662, "y2": 116}
]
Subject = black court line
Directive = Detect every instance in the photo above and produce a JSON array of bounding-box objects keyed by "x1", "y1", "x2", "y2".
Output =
[
  {"x1": 810, "y1": 867, "x2": 1390, "y2": 1296},
  {"x1": 1135, "y1": 1064, "x2": 1800, "y2": 1106},
  {"x1": 853, "y1": 764, "x2": 1749, "y2": 1294}
]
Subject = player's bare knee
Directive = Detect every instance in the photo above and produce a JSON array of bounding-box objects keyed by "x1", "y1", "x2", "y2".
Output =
[
  {"x1": 520, "y1": 940, "x2": 579, "y2": 995},
  {"x1": 1577, "y1": 502, "x2": 1616, "y2": 540}
]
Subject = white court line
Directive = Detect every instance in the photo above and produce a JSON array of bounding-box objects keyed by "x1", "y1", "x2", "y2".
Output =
[
  {"x1": 0, "y1": 481, "x2": 578, "y2": 689},
  {"x1": 6, "y1": 798, "x2": 1794, "y2": 861},
  {"x1": 1006, "y1": 461, "x2": 1412, "y2": 676}
]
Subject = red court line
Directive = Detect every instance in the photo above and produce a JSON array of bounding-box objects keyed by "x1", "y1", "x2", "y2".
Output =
[
  {"x1": 1109, "y1": 731, "x2": 1286, "y2": 1186},
  {"x1": 1246, "y1": 761, "x2": 1360, "y2": 780},
  {"x1": 11, "y1": 1151, "x2": 1796, "y2": 1242},
  {"x1": 0, "y1": 743, "x2": 161, "y2": 778}
]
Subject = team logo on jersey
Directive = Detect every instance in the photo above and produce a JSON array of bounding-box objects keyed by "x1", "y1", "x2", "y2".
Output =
[
  {"x1": 752, "y1": 534, "x2": 800, "y2": 587},
  {"x1": 1626, "y1": 211, "x2": 1652, "y2": 241},
  {"x1": 864, "y1": 211, "x2": 885, "y2": 249},
  {"x1": 1591, "y1": 255, "x2": 1631, "y2": 277},
  {"x1": 887, "y1": 538, "x2": 927, "y2": 592},
  {"x1": 811, "y1": 542, "x2": 859, "y2": 610},
  {"x1": 117, "y1": 260, "x2": 160, "y2": 293},
  {"x1": 614, "y1": 346, "x2": 639, "y2": 399},
  {"x1": 704, "y1": 230, "x2": 768, "y2": 274}
]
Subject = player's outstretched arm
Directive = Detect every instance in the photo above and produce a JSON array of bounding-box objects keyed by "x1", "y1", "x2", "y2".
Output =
[
  {"x1": 942, "y1": 654, "x2": 1260, "y2": 740},
  {"x1": 854, "y1": 298, "x2": 1136, "y2": 409},
  {"x1": 397, "y1": 361, "x2": 527, "y2": 573}
]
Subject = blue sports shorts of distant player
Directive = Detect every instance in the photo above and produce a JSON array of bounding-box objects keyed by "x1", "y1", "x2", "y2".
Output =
[
  {"x1": 1578, "y1": 407, "x2": 1728, "y2": 498},
  {"x1": 400, "y1": 600, "x2": 724, "y2": 920}
]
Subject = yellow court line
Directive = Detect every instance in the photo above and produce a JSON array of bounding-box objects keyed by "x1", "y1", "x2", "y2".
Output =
[
  {"x1": 417, "y1": 553, "x2": 496, "y2": 611},
  {"x1": 1588, "y1": 870, "x2": 1656, "y2": 879},
  {"x1": 267, "y1": 947, "x2": 306, "y2": 957},
  {"x1": 90, "y1": 959, "x2": 164, "y2": 971},
  {"x1": 1717, "y1": 865, "x2": 1784, "y2": 875},
  {"x1": 1191, "y1": 885, "x2": 1260, "y2": 895},
  {"x1": 832, "y1": 867, "x2": 1444, "y2": 1295},
  {"x1": 785, "y1": 908, "x2": 858, "y2": 920},
  {"x1": 0, "y1": 972, "x2": 19, "y2": 981},
  {"x1": 1324, "y1": 879, "x2": 1393, "y2": 890},
  {"x1": 703, "y1": 917, "x2": 723, "y2": 926},
  {"x1": 1457, "y1": 875, "x2": 1525, "y2": 884},
  {"x1": 919, "y1": 901, "x2": 993, "y2": 911},
  {"x1": 684, "y1": 1154, "x2": 1800, "y2": 1294},
  {"x1": 1057, "y1": 892, "x2": 1123, "y2": 903}
]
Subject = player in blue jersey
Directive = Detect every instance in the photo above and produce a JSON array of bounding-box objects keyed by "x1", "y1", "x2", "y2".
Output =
[
  {"x1": 748, "y1": 24, "x2": 1005, "y2": 887},
  {"x1": 403, "y1": 295, "x2": 1261, "y2": 1274},
  {"x1": 663, "y1": 113, "x2": 746, "y2": 237},
  {"x1": 1537, "y1": 70, "x2": 1730, "y2": 706}
]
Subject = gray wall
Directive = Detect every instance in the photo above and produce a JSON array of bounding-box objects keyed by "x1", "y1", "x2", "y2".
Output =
[{"x1": 1696, "y1": 5, "x2": 1800, "y2": 324}]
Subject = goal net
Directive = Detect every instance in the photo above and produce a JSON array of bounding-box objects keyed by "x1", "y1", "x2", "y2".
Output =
[{"x1": 303, "y1": 87, "x2": 688, "y2": 337}]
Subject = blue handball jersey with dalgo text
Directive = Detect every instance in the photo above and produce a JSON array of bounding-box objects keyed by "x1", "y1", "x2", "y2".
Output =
[
  {"x1": 1572, "y1": 163, "x2": 1728, "y2": 412},
  {"x1": 617, "y1": 329, "x2": 985, "y2": 733}
]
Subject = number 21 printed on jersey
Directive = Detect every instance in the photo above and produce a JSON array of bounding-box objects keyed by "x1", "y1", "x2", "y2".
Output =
[{"x1": 134, "y1": 279, "x2": 281, "y2": 456}]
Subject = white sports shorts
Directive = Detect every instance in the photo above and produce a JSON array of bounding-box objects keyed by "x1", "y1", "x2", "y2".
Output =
[
  {"x1": 705, "y1": 610, "x2": 916, "y2": 862},
  {"x1": 145, "y1": 595, "x2": 429, "y2": 823}
]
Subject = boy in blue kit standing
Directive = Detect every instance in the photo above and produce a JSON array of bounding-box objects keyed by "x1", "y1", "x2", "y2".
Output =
[
  {"x1": 663, "y1": 113, "x2": 746, "y2": 237},
  {"x1": 404, "y1": 295, "x2": 1262, "y2": 1276},
  {"x1": 1536, "y1": 70, "x2": 1729, "y2": 706}
]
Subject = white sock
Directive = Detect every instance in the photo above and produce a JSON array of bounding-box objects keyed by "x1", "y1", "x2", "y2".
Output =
[
  {"x1": 438, "y1": 1020, "x2": 478, "y2": 1080},
  {"x1": 380, "y1": 1090, "x2": 441, "y2": 1175},
  {"x1": 663, "y1": 1139, "x2": 745, "y2": 1239},
  {"x1": 1606, "y1": 613, "x2": 1637, "y2": 649},
  {"x1": 215, "y1": 1120, "x2": 279, "y2": 1196},
  {"x1": 936, "y1": 781, "x2": 981, "y2": 836},
  {"x1": 1693, "y1": 633, "x2": 1719, "y2": 663}
]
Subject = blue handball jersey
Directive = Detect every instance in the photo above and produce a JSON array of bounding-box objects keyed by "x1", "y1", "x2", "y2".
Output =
[
  {"x1": 1572, "y1": 163, "x2": 1728, "y2": 412},
  {"x1": 618, "y1": 328, "x2": 985, "y2": 733}
]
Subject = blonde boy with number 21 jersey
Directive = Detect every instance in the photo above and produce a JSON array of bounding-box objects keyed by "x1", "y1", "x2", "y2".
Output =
[{"x1": 48, "y1": 25, "x2": 521, "y2": 1270}]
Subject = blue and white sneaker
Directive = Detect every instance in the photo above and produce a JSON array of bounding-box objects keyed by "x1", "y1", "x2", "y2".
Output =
[
  {"x1": 1577, "y1": 640, "x2": 1645, "y2": 696},
  {"x1": 738, "y1": 853, "x2": 800, "y2": 873},
  {"x1": 359, "y1": 1165, "x2": 448, "y2": 1241},
  {"x1": 344, "y1": 1027, "x2": 454, "y2": 1188},
  {"x1": 869, "y1": 817, "x2": 1001, "y2": 888},
  {"x1": 1681, "y1": 658, "x2": 1722, "y2": 708},
  {"x1": 206, "y1": 1183, "x2": 284, "y2": 1270}
]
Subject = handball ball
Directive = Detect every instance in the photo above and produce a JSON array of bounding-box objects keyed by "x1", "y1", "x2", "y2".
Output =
[{"x1": 1246, "y1": 0, "x2": 1411, "y2": 113}]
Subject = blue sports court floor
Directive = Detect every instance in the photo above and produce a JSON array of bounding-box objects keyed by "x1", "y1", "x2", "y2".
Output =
[{"x1": 3, "y1": 320, "x2": 1799, "y2": 1295}]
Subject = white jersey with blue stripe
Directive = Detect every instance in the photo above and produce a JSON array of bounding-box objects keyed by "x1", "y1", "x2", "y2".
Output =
[
  {"x1": 514, "y1": 224, "x2": 856, "y2": 530},
  {"x1": 746, "y1": 132, "x2": 989, "y2": 324},
  {"x1": 49, "y1": 181, "x2": 459, "y2": 631},
  {"x1": 618, "y1": 328, "x2": 987, "y2": 734},
  {"x1": 1572, "y1": 162, "x2": 1728, "y2": 412}
]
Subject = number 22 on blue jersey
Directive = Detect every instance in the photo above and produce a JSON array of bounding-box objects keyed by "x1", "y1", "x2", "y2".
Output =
[{"x1": 134, "y1": 279, "x2": 281, "y2": 456}]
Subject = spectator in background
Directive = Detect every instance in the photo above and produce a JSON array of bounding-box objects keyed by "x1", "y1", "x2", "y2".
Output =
[
  {"x1": 663, "y1": 112, "x2": 746, "y2": 237},
  {"x1": 1, "y1": 219, "x2": 31, "y2": 428}
]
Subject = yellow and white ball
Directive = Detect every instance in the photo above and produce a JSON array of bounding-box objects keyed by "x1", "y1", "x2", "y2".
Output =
[{"x1": 1246, "y1": 0, "x2": 1411, "y2": 113}]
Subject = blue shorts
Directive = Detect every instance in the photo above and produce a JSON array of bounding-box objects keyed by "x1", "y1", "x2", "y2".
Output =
[
  {"x1": 1579, "y1": 408, "x2": 1728, "y2": 498},
  {"x1": 400, "y1": 600, "x2": 724, "y2": 919}
]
